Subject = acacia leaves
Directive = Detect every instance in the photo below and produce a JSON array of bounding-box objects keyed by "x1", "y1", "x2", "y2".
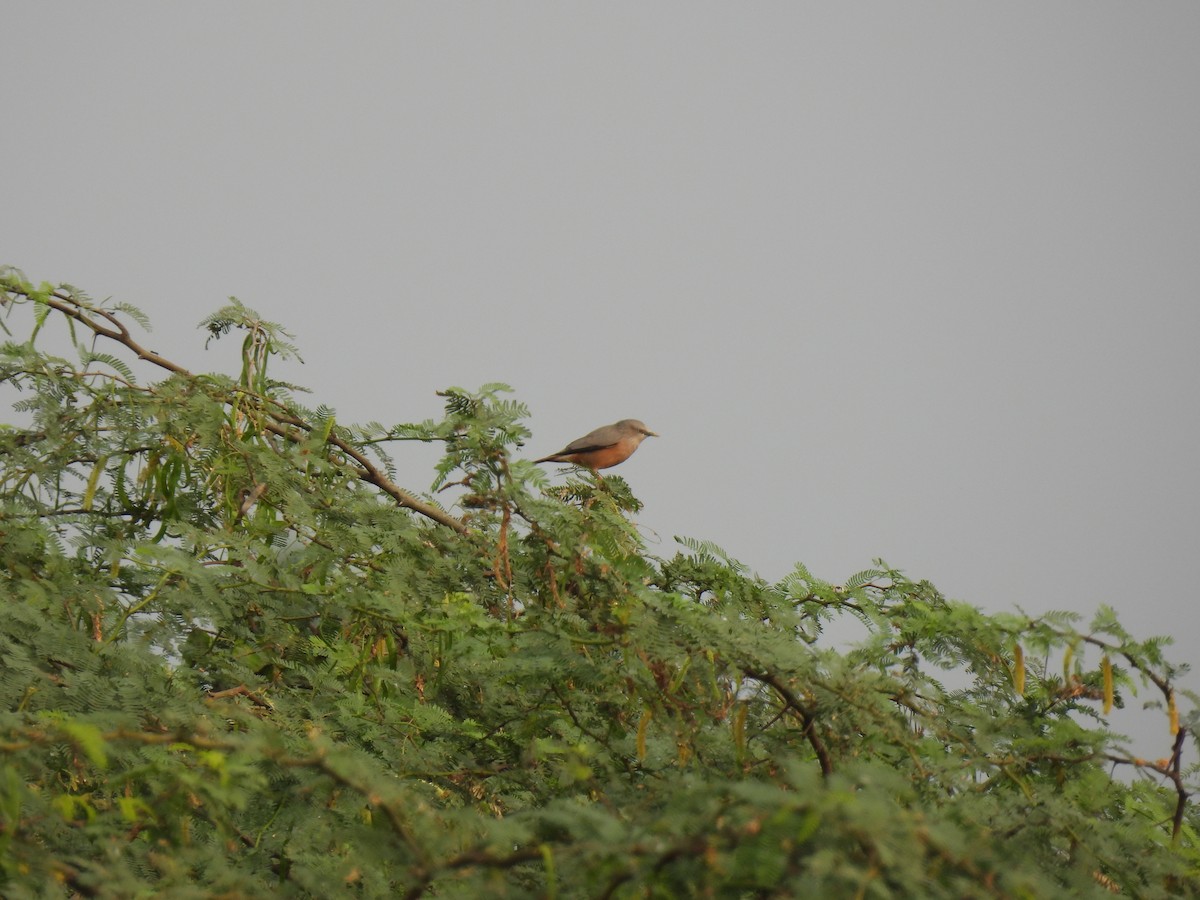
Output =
[{"x1": 1, "y1": 272, "x2": 1198, "y2": 896}]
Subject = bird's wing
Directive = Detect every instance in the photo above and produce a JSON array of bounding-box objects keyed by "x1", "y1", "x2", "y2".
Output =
[{"x1": 559, "y1": 424, "x2": 622, "y2": 454}]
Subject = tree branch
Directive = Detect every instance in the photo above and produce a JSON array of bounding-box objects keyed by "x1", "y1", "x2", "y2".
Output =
[
  {"x1": 745, "y1": 668, "x2": 833, "y2": 777},
  {"x1": 17, "y1": 286, "x2": 468, "y2": 533}
]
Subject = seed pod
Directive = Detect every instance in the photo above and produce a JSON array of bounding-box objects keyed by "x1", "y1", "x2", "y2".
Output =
[
  {"x1": 1102, "y1": 655, "x2": 1113, "y2": 715},
  {"x1": 732, "y1": 703, "x2": 748, "y2": 761},
  {"x1": 637, "y1": 708, "x2": 652, "y2": 760}
]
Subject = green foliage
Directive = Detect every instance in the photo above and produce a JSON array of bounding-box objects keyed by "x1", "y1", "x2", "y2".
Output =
[{"x1": 1, "y1": 267, "x2": 1198, "y2": 897}]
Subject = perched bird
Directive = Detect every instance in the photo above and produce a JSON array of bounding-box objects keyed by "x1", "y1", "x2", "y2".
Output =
[{"x1": 534, "y1": 419, "x2": 658, "y2": 471}]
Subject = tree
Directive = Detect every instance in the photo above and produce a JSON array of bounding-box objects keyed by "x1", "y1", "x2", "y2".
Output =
[{"x1": 1, "y1": 267, "x2": 1197, "y2": 898}]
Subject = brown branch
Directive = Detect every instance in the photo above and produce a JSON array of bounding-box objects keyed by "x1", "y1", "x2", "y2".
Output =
[
  {"x1": 206, "y1": 683, "x2": 273, "y2": 709},
  {"x1": 745, "y1": 668, "x2": 834, "y2": 777},
  {"x1": 260, "y1": 407, "x2": 468, "y2": 533},
  {"x1": 2, "y1": 429, "x2": 46, "y2": 447},
  {"x1": 1105, "y1": 726, "x2": 1191, "y2": 842},
  {"x1": 1076, "y1": 633, "x2": 1172, "y2": 697},
  {"x1": 41, "y1": 292, "x2": 190, "y2": 376},
  {"x1": 1069, "y1": 632, "x2": 1193, "y2": 840},
  {"x1": 1170, "y1": 727, "x2": 1190, "y2": 842},
  {"x1": 20, "y1": 286, "x2": 468, "y2": 533},
  {"x1": 1022, "y1": 627, "x2": 1194, "y2": 841},
  {"x1": 403, "y1": 847, "x2": 545, "y2": 900}
]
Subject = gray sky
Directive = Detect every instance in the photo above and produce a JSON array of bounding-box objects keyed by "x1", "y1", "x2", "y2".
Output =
[{"x1": 5, "y1": 5, "x2": 1199, "y2": 744}]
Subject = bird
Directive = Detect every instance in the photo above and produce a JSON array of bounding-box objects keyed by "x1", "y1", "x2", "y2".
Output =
[{"x1": 534, "y1": 419, "x2": 658, "y2": 471}]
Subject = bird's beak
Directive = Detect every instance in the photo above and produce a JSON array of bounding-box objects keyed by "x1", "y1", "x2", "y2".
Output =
[{"x1": 646, "y1": 430, "x2": 659, "y2": 438}]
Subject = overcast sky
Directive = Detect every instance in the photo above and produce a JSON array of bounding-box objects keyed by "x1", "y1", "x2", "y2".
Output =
[{"x1": 5, "y1": 5, "x2": 1199, "y2": 746}]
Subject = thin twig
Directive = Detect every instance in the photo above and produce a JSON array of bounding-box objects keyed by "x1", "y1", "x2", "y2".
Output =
[
  {"x1": 18, "y1": 286, "x2": 468, "y2": 533},
  {"x1": 745, "y1": 668, "x2": 833, "y2": 777}
]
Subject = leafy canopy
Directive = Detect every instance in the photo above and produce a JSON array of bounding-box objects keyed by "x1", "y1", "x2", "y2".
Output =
[{"x1": 1, "y1": 268, "x2": 1197, "y2": 898}]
